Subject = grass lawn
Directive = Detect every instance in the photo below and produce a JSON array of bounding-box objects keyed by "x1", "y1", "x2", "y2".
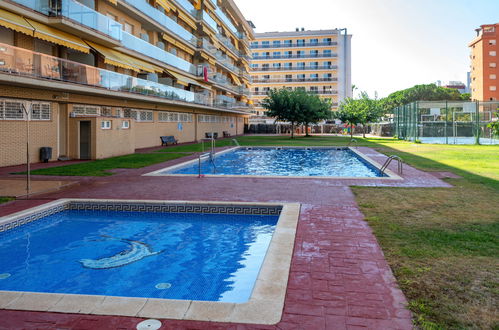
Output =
[
  {"x1": 0, "y1": 197, "x2": 14, "y2": 204},
  {"x1": 23, "y1": 153, "x2": 190, "y2": 176}
]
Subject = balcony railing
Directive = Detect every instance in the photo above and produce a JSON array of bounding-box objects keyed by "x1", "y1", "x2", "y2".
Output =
[
  {"x1": 214, "y1": 6, "x2": 238, "y2": 36},
  {"x1": 11, "y1": 0, "x2": 123, "y2": 40},
  {"x1": 217, "y1": 34, "x2": 239, "y2": 55},
  {"x1": 252, "y1": 53, "x2": 338, "y2": 60},
  {"x1": 122, "y1": 32, "x2": 196, "y2": 75},
  {"x1": 199, "y1": 10, "x2": 218, "y2": 32},
  {"x1": 122, "y1": 0, "x2": 197, "y2": 46},
  {"x1": 252, "y1": 65, "x2": 338, "y2": 72},
  {"x1": 172, "y1": 0, "x2": 197, "y2": 17},
  {"x1": 0, "y1": 43, "x2": 249, "y2": 110},
  {"x1": 251, "y1": 41, "x2": 338, "y2": 49},
  {"x1": 252, "y1": 77, "x2": 338, "y2": 83},
  {"x1": 209, "y1": 73, "x2": 248, "y2": 95},
  {"x1": 252, "y1": 90, "x2": 338, "y2": 96}
]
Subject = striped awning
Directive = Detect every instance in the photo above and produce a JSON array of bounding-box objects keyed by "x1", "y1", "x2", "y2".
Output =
[
  {"x1": 0, "y1": 8, "x2": 34, "y2": 36},
  {"x1": 167, "y1": 69, "x2": 211, "y2": 89},
  {"x1": 229, "y1": 72, "x2": 241, "y2": 86},
  {"x1": 26, "y1": 18, "x2": 90, "y2": 53},
  {"x1": 156, "y1": 0, "x2": 173, "y2": 12},
  {"x1": 177, "y1": 11, "x2": 197, "y2": 30},
  {"x1": 161, "y1": 33, "x2": 195, "y2": 55}
]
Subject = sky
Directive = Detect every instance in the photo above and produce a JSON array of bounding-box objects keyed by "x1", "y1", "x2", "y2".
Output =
[{"x1": 234, "y1": 0, "x2": 499, "y2": 98}]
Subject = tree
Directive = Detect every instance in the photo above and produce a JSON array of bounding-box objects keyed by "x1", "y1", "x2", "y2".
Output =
[
  {"x1": 488, "y1": 112, "x2": 499, "y2": 137},
  {"x1": 261, "y1": 88, "x2": 332, "y2": 138},
  {"x1": 334, "y1": 92, "x2": 383, "y2": 138}
]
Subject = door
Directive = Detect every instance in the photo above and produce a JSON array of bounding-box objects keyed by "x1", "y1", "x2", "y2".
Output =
[{"x1": 79, "y1": 121, "x2": 91, "y2": 160}]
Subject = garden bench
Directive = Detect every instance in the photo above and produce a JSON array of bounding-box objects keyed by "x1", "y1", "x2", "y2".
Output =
[{"x1": 160, "y1": 136, "x2": 178, "y2": 146}]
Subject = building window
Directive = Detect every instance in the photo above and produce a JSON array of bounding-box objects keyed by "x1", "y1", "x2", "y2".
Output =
[
  {"x1": 73, "y1": 105, "x2": 100, "y2": 116},
  {"x1": 297, "y1": 50, "x2": 305, "y2": 58},
  {"x1": 297, "y1": 62, "x2": 305, "y2": 69},
  {"x1": 310, "y1": 73, "x2": 318, "y2": 81},
  {"x1": 273, "y1": 40, "x2": 281, "y2": 47},
  {"x1": 285, "y1": 74, "x2": 292, "y2": 82},
  {"x1": 490, "y1": 40, "x2": 497, "y2": 45},
  {"x1": 31, "y1": 103, "x2": 51, "y2": 120},
  {"x1": 310, "y1": 62, "x2": 319, "y2": 69},
  {"x1": 101, "y1": 120, "x2": 111, "y2": 129},
  {"x1": 273, "y1": 51, "x2": 281, "y2": 57},
  {"x1": 262, "y1": 64, "x2": 269, "y2": 70},
  {"x1": 323, "y1": 49, "x2": 332, "y2": 56},
  {"x1": 284, "y1": 40, "x2": 292, "y2": 46},
  {"x1": 490, "y1": 51, "x2": 497, "y2": 56},
  {"x1": 138, "y1": 110, "x2": 153, "y2": 122},
  {"x1": 251, "y1": 63, "x2": 259, "y2": 68},
  {"x1": 310, "y1": 50, "x2": 318, "y2": 57},
  {"x1": 252, "y1": 52, "x2": 259, "y2": 57},
  {"x1": 324, "y1": 73, "x2": 332, "y2": 79},
  {"x1": 101, "y1": 107, "x2": 112, "y2": 116},
  {"x1": 261, "y1": 41, "x2": 270, "y2": 48},
  {"x1": 123, "y1": 22, "x2": 134, "y2": 34},
  {"x1": 323, "y1": 38, "x2": 332, "y2": 44},
  {"x1": 297, "y1": 39, "x2": 305, "y2": 46},
  {"x1": 324, "y1": 61, "x2": 332, "y2": 68},
  {"x1": 490, "y1": 74, "x2": 497, "y2": 79},
  {"x1": 490, "y1": 86, "x2": 497, "y2": 91},
  {"x1": 122, "y1": 120, "x2": 130, "y2": 129},
  {"x1": 490, "y1": 62, "x2": 497, "y2": 68},
  {"x1": 284, "y1": 62, "x2": 292, "y2": 69},
  {"x1": 297, "y1": 74, "x2": 305, "y2": 81},
  {"x1": 284, "y1": 51, "x2": 292, "y2": 58},
  {"x1": 273, "y1": 63, "x2": 281, "y2": 68},
  {"x1": 251, "y1": 41, "x2": 258, "y2": 47}
]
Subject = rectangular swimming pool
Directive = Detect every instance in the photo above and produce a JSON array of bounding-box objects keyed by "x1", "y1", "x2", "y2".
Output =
[
  {"x1": 147, "y1": 147, "x2": 389, "y2": 178},
  {"x1": 0, "y1": 199, "x2": 300, "y2": 323}
]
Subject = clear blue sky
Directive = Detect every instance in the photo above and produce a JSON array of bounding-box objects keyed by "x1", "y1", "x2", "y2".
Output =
[{"x1": 234, "y1": 0, "x2": 499, "y2": 97}]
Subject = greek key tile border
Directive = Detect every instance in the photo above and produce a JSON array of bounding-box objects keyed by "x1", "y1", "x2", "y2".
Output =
[{"x1": 0, "y1": 200, "x2": 282, "y2": 233}]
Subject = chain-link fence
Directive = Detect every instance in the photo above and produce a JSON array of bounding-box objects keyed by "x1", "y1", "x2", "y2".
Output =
[{"x1": 393, "y1": 101, "x2": 499, "y2": 144}]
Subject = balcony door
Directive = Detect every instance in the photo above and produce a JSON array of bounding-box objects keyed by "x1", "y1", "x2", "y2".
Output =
[{"x1": 79, "y1": 121, "x2": 91, "y2": 160}]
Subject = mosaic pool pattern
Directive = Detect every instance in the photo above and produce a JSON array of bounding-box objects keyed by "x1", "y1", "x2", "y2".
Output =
[
  {"x1": 0, "y1": 202, "x2": 280, "y2": 302},
  {"x1": 156, "y1": 147, "x2": 387, "y2": 177}
]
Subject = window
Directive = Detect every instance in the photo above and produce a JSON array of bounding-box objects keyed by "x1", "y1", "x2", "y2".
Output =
[
  {"x1": 263, "y1": 75, "x2": 270, "y2": 80},
  {"x1": 31, "y1": 103, "x2": 51, "y2": 120},
  {"x1": 297, "y1": 74, "x2": 305, "y2": 81},
  {"x1": 323, "y1": 49, "x2": 332, "y2": 56},
  {"x1": 101, "y1": 107, "x2": 112, "y2": 116},
  {"x1": 115, "y1": 109, "x2": 122, "y2": 118},
  {"x1": 252, "y1": 52, "x2": 259, "y2": 57},
  {"x1": 101, "y1": 120, "x2": 111, "y2": 129},
  {"x1": 138, "y1": 110, "x2": 153, "y2": 122},
  {"x1": 297, "y1": 62, "x2": 305, "y2": 69},
  {"x1": 0, "y1": 99, "x2": 23, "y2": 120},
  {"x1": 284, "y1": 51, "x2": 292, "y2": 58},
  {"x1": 73, "y1": 105, "x2": 100, "y2": 116},
  {"x1": 310, "y1": 50, "x2": 318, "y2": 57},
  {"x1": 273, "y1": 63, "x2": 281, "y2": 68},
  {"x1": 490, "y1": 51, "x2": 497, "y2": 56},
  {"x1": 158, "y1": 111, "x2": 192, "y2": 122},
  {"x1": 284, "y1": 40, "x2": 292, "y2": 46},
  {"x1": 285, "y1": 74, "x2": 292, "y2": 82},
  {"x1": 490, "y1": 86, "x2": 497, "y2": 91},
  {"x1": 310, "y1": 61, "x2": 319, "y2": 69},
  {"x1": 284, "y1": 62, "x2": 292, "y2": 69},
  {"x1": 297, "y1": 50, "x2": 305, "y2": 58},
  {"x1": 273, "y1": 40, "x2": 281, "y2": 47},
  {"x1": 324, "y1": 73, "x2": 332, "y2": 79},
  {"x1": 122, "y1": 120, "x2": 130, "y2": 129},
  {"x1": 273, "y1": 51, "x2": 281, "y2": 57},
  {"x1": 490, "y1": 40, "x2": 497, "y2": 45},
  {"x1": 124, "y1": 109, "x2": 137, "y2": 119},
  {"x1": 324, "y1": 61, "x2": 332, "y2": 68},
  {"x1": 310, "y1": 38, "x2": 318, "y2": 45},
  {"x1": 263, "y1": 52, "x2": 270, "y2": 58},
  {"x1": 261, "y1": 41, "x2": 270, "y2": 48},
  {"x1": 310, "y1": 86, "x2": 318, "y2": 92},
  {"x1": 124, "y1": 22, "x2": 134, "y2": 34},
  {"x1": 251, "y1": 41, "x2": 258, "y2": 47},
  {"x1": 490, "y1": 74, "x2": 497, "y2": 79},
  {"x1": 262, "y1": 63, "x2": 270, "y2": 70},
  {"x1": 251, "y1": 63, "x2": 259, "y2": 68},
  {"x1": 490, "y1": 62, "x2": 497, "y2": 68},
  {"x1": 323, "y1": 38, "x2": 332, "y2": 44},
  {"x1": 310, "y1": 73, "x2": 319, "y2": 81},
  {"x1": 297, "y1": 39, "x2": 305, "y2": 46}
]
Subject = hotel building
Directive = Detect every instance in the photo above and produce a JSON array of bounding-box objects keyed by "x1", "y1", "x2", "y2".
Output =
[
  {"x1": 249, "y1": 28, "x2": 352, "y2": 118},
  {"x1": 469, "y1": 23, "x2": 499, "y2": 101},
  {"x1": 0, "y1": 0, "x2": 254, "y2": 167}
]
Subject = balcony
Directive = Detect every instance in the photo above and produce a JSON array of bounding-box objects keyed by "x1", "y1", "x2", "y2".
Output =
[
  {"x1": 252, "y1": 77, "x2": 338, "y2": 83},
  {"x1": 252, "y1": 53, "x2": 338, "y2": 60},
  {"x1": 217, "y1": 34, "x2": 239, "y2": 56},
  {"x1": 252, "y1": 90, "x2": 338, "y2": 96},
  {"x1": 0, "y1": 42, "x2": 251, "y2": 111},
  {"x1": 121, "y1": 32, "x2": 196, "y2": 75},
  {"x1": 214, "y1": 6, "x2": 238, "y2": 37},
  {"x1": 11, "y1": 0, "x2": 123, "y2": 40},
  {"x1": 172, "y1": 0, "x2": 197, "y2": 17},
  {"x1": 252, "y1": 65, "x2": 338, "y2": 72},
  {"x1": 209, "y1": 73, "x2": 247, "y2": 95},
  {"x1": 199, "y1": 10, "x2": 218, "y2": 32},
  {"x1": 121, "y1": 0, "x2": 197, "y2": 46},
  {"x1": 251, "y1": 41, "x2": 338, "y2": 49}
]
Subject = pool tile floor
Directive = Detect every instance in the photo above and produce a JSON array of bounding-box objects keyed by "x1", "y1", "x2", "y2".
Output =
[{"x1": 0, "y1": 147, "x2": 452, "y2": 329}]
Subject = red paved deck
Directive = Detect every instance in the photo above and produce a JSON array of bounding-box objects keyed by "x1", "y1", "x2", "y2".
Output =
[{"x1": 0, "y1": 147, "x2": 451, "y2": 329}]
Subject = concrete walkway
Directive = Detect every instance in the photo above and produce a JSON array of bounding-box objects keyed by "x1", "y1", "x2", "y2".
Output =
[{"x1": 0, "y1": 147, "x2": 452, "y2": 329}]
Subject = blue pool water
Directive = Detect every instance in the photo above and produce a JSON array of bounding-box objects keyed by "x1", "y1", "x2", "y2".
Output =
[
  {"x1": 162, "y1": 147, "x2": 385, "y2": 177},
  {"x1": 0, "y1": 210, "x2": 278, "y2": 302}
]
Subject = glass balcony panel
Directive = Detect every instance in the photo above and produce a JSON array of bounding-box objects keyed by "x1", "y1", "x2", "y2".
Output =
[
  {"x1": 201, "y1": 11, "x2": 218, "y2": 32},
  {"x1": 10, "y1": 0, "x2": 51, "y2": 14},
  {"x1": 122, "y1": 0, "x2": 196, "y2": 45},
  {"x1": 121, "y1": 32, "x2": 196, "y2": 74},
  {"x1": 174, "y1": 0, "x2": 197, "y2": 16},
  {"x1": 214, "y1": 6, "x2": 238, "y2": 35}
]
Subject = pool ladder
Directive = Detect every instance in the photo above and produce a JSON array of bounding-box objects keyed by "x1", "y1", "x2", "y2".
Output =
[
  {"x1": 232, "y1": 138, "x2": 240, "y2": 146},
  {"x1": 380, "y1": 155, "x2": 403, "y2": 175},
  {"x1": 199, "y1": 134, "x2": 216, "y2": 177},
  {"x1": 347, "y1": 139, "x2": 358, "y2": 149}
]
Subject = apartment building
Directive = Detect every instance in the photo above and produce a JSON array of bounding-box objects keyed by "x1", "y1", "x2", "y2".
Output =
[
  {"x1": 469, "y1": 23, "x2": 499, "y2": 101},
  {"x1": 249, "y1": 28, "x2": 351, "y2": 118},
  {"x1": 0, "y1": 0, "x2": 253, "y2": 167}
]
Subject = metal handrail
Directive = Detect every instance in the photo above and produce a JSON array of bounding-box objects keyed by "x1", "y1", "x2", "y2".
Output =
[
  {"x1": 380, "y1": 155, "x2": 403, "y2": 175},
  {"x1": 347, "y1": 139, "x2": 358, "y2": 148},
  {"x1": 232, "y1": 139, "x2": 240, "y2": 146}
]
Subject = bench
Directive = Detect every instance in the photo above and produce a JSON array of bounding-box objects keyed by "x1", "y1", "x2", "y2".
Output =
[
  {"x1": 223, "y1": 131, "x2": 231, "y2": 137},
  {"x1": 160, "y1": 136, "x2": 178, "y2": 146},
  {"x1": 205, "y1": 132, "x2": 218, "y2": 139}
]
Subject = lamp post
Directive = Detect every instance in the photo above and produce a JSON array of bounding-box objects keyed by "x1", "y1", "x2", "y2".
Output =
[{"x1": 21, "y1": 103, "x2": 31, "y2": 198}]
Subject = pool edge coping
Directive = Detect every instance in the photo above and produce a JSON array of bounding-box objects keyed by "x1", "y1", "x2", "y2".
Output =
[
  {"x1": 143, "y1": 146, "x2": 402, "y2": 180},
  {"x1": 0, "y1": 198, "x2": 301, "y2": 325}
]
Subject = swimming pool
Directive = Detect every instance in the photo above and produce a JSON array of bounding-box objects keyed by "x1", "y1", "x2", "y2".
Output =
[
  {"x1": 0, "y1": 199, "x2": 300, "y2": 323},
  {"x1": 147, "y1": 147, "x2": 390, "y2": 178}
]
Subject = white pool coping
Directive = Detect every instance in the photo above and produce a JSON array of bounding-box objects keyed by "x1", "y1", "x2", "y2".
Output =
[
  {"x1": 144, "y1": 146, "x2": 402, "y2": 180},
  {"x1": 0, "y1": 199, "x2": 300, "y2": 324}
]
